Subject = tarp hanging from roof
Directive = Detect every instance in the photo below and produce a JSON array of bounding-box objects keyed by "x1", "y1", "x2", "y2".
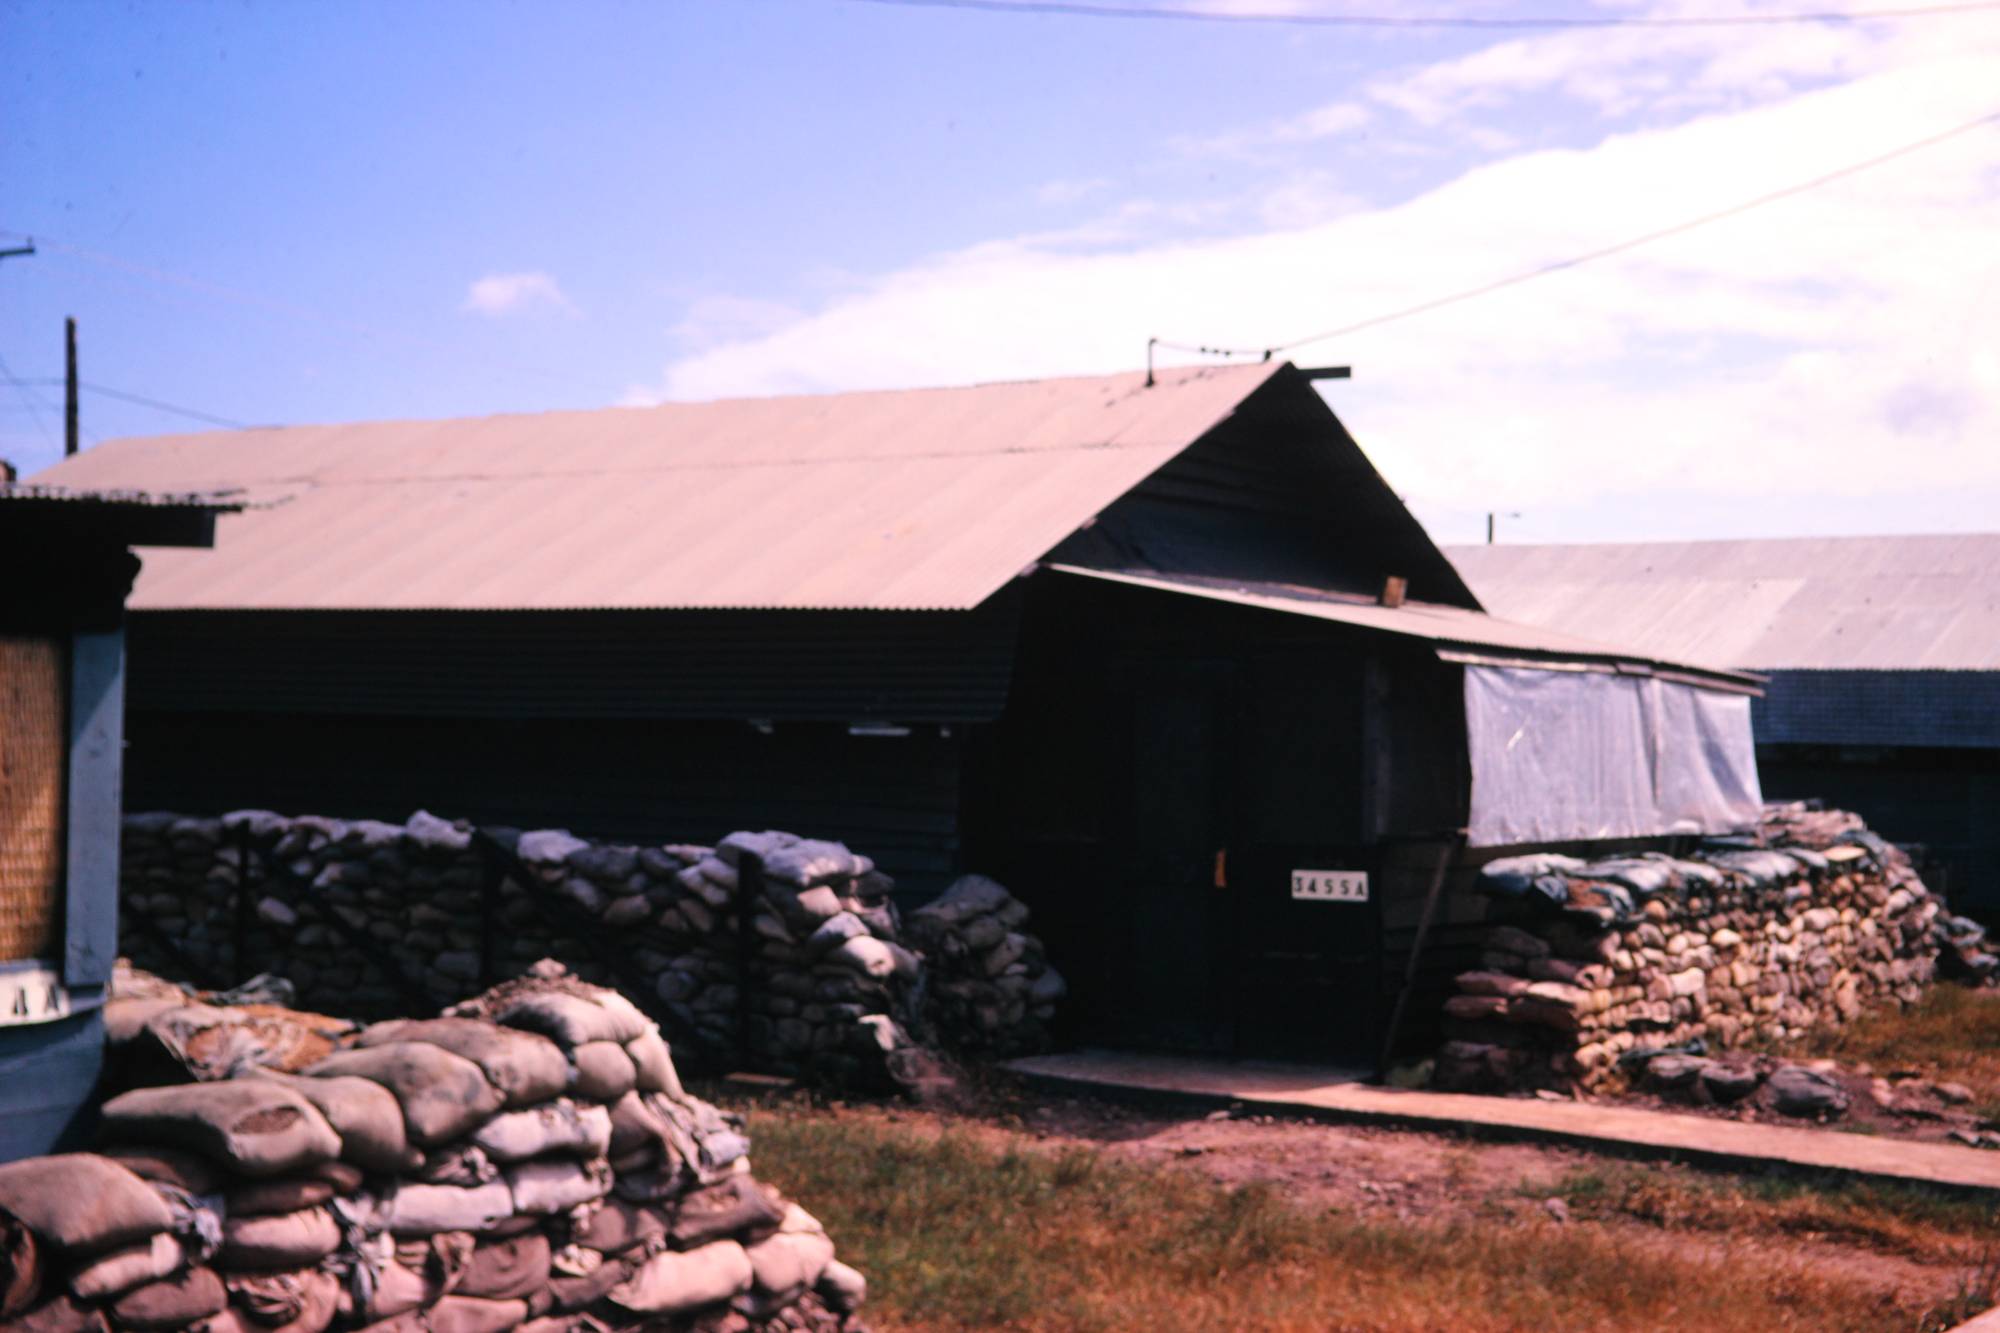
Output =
[{"x1": 1464, "y1": 665, "x2": 1761, "y2": 847}]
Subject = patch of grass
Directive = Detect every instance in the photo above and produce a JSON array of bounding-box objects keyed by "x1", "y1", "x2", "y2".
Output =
[
  {"x1": 735, "y1": 1101, "x2": 1943, "y2": 1333},
  {"x1": 1782, "y1": 985, "x2": 2000, "y2": 1111},
  {"x1": 1542, "y1": 1162, "x2": 1999, "y2": 1265}
]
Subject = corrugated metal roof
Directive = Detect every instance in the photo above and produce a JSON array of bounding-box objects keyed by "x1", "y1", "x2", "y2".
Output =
[
  {"x1": 1047, "y1": 565, "x2": 1763, "y2": 689},
  {"x1": 1447, "y1": 536, "x2": 2000, "y2": 671},
  {"x1": 29, "y1": 364, "x2": 1281, "y2": 611}
]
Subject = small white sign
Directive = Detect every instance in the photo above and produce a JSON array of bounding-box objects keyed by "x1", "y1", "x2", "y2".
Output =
[
  {"x1": 1291, "y1": 869, "x2": 1369, "y2": 903},
  {"x1": 0, "y1": 964, "x2": 72, "y2": 1028}
]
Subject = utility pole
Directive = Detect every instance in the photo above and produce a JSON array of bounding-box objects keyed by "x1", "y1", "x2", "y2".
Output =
[
  {"x1": 64, "y1": 318, "x2": 78, "y2": 457},
  {"x1": 1486, "y1": 510, "x2": 1521, "y2": 545}
]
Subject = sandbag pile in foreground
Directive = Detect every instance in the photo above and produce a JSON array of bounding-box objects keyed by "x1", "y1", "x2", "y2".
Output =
[{"x1": 0, "y1": 963, "x2": 865, "y2": 1333}]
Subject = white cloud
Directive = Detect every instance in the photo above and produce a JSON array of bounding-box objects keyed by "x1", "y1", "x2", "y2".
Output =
[
  {"x1": 630, "y1": 28, "x2": 2000, "y2": 539},
  {"x1": 462, "y1": 271, "x2": 576, "y2": 318}
]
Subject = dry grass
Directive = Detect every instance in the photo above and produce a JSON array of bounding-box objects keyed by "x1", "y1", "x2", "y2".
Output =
[
  {"x1": 1781, "y1": 985, "x2": 2000, "y2": 1120},
  {"x1": 730, "y1": 1098, "x2": 1970, "y2": 1333}
]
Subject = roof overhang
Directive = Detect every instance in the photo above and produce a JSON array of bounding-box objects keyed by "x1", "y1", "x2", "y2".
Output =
[{"x1": 0, "y1": 485, "x2": 234, "y2": 549}]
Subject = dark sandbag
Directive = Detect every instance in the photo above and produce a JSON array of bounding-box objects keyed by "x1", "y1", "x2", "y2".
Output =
[
  {"x1": 98, "y1": 1083, "x2": 342, "y2": 1179},
  {"x1": 351, "y1": 1020, "x2": 568, "y2": 1110},
  {"x1": 225, "y1": 1268, "x2": 340, "y2": 1333},
  {"x1": 100, "y1": 1146, "x2": 226, "y2": 1195},
  {"x1": 487, "y1": 992, "x2": 645, "y2": 1049},
  {"x1": 351, "y1": 1312, "x2": 428, "y2": 1333},
  {"x1": 605, "y1": 1091, "x2": 670, "y2": 1157},
  {"x1": 360, "y1": 1233, "x2": 474, "y2": 1321},
  {"x1": 110, "y1": 1267, "x2": 228, "y2": 1330},
  {"x1": 427, "y1": 1295, "x2": 529, "y2": 1333},
  {"x1": 218, "y1": 1207, "x2": 341, "y2": 1270},
  {"x1": 458, "y1": 1232, "x2": 553, "y2": 1300},
  {"x1": 573, "y1": 1198, "x2": 666, "y2": 1256},
  {"x1": 0, "y1": 1155, "x2": 173, "y2": 1255},
  {"x1": 305, "y1": 1044, "x2": 504, "y2": 1147},
  {"x1": 569, "y1": 1042, "x2": 636, "y2": 1102},
  {"x1": 668, "y1": 1177, "x2": 785, "y2": 1250},
  {"x1": 6, "y1": 1293, "x2": 111, "y2": 1333},
  {"x1": 225, "y1": 1178, "x2": 336, "y2": 1217},
  {"x1": 1, "y1": 1205, "x2": 41, "y2": 1318},
  {"x1": 547, "y1": 1257, "x2": 630, "y2": 1313},
  {"x1": 248, "y1": 1070, "x2": 417, "y2": 1173},
  {"x1": 67, "y1": 1233, "x2": 184, "y2": 1301}
]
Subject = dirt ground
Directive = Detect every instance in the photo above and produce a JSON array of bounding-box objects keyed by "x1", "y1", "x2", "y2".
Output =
[{"x1": 751, "y1": 1079, "x2": 1998, "y2": 1314}]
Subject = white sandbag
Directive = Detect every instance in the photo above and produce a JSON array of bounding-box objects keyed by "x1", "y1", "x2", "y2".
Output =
[
  {"x1": 305, "y1": 1043, "x2": 504, "y2": 1147},
  {"x1": 606, "y1": 1240, "x2": 752, "y2": 1315},
  {"x1": 470, "y1": 1101, "x2": 611, "y2": 1163},
  {"x1": 376, "y1": 1182, "x2": 514, "y2": 1237},
  {"x1": 744, "y1": 1228, "x2": 835, "y2": 1305},
  {"x1": 68, "y1": 1233, "x2": 185, "y2": 1301},
  {"x1": 505, "y1": 1158, "x2": 612, "y2": 1216},
  {"x1": 98, "y1": 1083, "x2": 342, "y2": 1178}
]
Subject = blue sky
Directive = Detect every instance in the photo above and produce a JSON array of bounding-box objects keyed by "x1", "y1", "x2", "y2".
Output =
[{"x1": 5, "y1": 0, "x2": 1997, "y2": 545}]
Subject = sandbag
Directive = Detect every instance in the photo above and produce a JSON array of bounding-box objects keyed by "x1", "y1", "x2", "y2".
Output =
[
  {"x1": 458, "y1": 1232, "x2": 552, "y2": 1301},
  {"x1": 669, "y1": 1177, "x2": 785, "y2": 1249},
  {"x1": 109, "y1": 1267, "x2": 228, "y2": 1330},
  {"x1": 606, "y1": 1240, "x2": 751, "y2": 1315},
  {"x1": 351, "y1": 1020, "x2": 568, "y2": 1109},
  {"x1": 9, "y1": 1292, "x2": 112, "y2": 1333},
  {"x1": 817, "y1": 1259, "x2": 867, "y2": 1314},
  {"x1": 68, "y1": 1232, "x2": 185, "y2": 1301},
  {"x1": 100, "y1": 1147, "x2": 226, "y2": 1196},
  {"x1": 745, "y1": 1228, "x2": 835, "y2": 1308},
  {"x1": 624, "y1": 1029, "x2": 680, "y2": 1098},
  {"x1": 247, "y1": 1071, "x2": 417, "y2": 1173},
  {"x1": 99, "y1": 1083, "x2": 342, "y2": 1179},
  {"x1": 471, "y1": 1100, "x2": 611, "y2": 1163},
  {"x1": 376, "y1": 1182, "x2": 513, "y2": 1237},
  {"x1": 605, "y1": 1092, "x2": 671, "y2": 1157},
  {"x1": 0, "y1": 1155, "x2": 173, "y2": 1255},
  {"x1": 569, "y1": 1042, "x2": 636, "y2": 1102},
  {"x1": 305, "y1": 1044, "x2": 504, "y2": 1147},
  {"x1": 573, "y1": 1198, "x2": 666, "y2": 1256},
  {"x1": 547, "y1": 1257, "x2": 631, "y2": 1313},
  {"x1": 488, "y1": 991, "x2": 645, "y2": 1049},
  {"x1": 218, "y1": 1207, "x2": 341, "y2": 1270},
  {"x1": 355, "y1": 1232, "x2": 473, "y2": 1320},
  {"x1": 2, "y1": 1205, "x2": 42, "y2": 1318},
  {"x1": 224, "y1": 1269, "x2": 339, "y2": 1333},
  {"x1": 225, "y1": 1178, "x2": 335, "y2": 1218},
  {"x1": 427, "y1": 1295, "x2": 528, "y2": 1333},
  {"x1": 505, "y1": 1159, "x2": 612, "y2": 1216},
  {"x1": 418, "y1": 1144, "x2": 500, "y2": 1187}
]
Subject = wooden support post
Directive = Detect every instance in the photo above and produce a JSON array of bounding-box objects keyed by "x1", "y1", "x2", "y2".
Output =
[
  {"x1": 735, "y1": 851, "x2": 762, "y2": 1073},
  {"x1": 1378, "y1": 835, "x2": 1461, "y2": 1074},
  {"x1": 63, "y1": 317, "x2": 78, "y2": 458}
]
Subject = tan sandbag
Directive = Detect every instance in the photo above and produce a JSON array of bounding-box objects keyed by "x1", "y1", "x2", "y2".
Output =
[
  {"x1": 489, "y1": 991, "x2": 645, "y2": 1049},
  {"x1": 817, "y1": 1258, "x2": 867, "y2": 1313},
  {"x1": 376, "y1": 1181, "x2": 513, "y2": 1236},
  {"x1": 305, "y1": 1043, "x2": 504, "y2": 1147},
  {"x1": 418, "y1": 1144, "x2": 500, "y2": 1187},
  {"x1": 248, "y1": 1070, "x2": 418, "y2": 1173},
  {"x1": 225, "y1": 1268, "x2": 340, "y2": 1333},
  {"x1": 218, "y1": 1207, "x2": 340, "y2": 1270},
  {"x1": 624, "y1": 1028, "x2": 682, "y2": 1098},
  {"x1": 744, "y1": 1227, "x2": 835, "y2": 1306},
  {"x1": 547, "y1": 1257, "x2": 630, "y2": 1312},
  {"x1": 2, "y1": 1204, "x2": 43, "y2": 1318},
  {"x1": 99, "y1": 1146, "x2": 226, "y2": 1196},
  {"x1": 427, "y1": 1294, "x2": 528, "y2": 1333},
  {"x1": 668, "y1": 1177, "x2": 785, "y2": 1249},
  {"x1": 457, "y1": 1232, "x2": 552, "y2": 1300},
  {"x1": 99, "y1": 1083, "x2": 341, "y2": 1179},
  {"x1": 573, "y1": 1198, "x2": 666, "y2": 1255},
  {"x1": 352, "y1": 1019, "x2": 569, "y2": 1109},
  {"x1": 357, "y1": 1231, "x2": 473, "y2": 1321},
  {"x1": 605, "y1": 1091, "x2": 670, "y2": 1157},
  {"x1": 0, "y1": 1155, "x2": 173, "y2": 1255},
  {"x1": 350, "y1": 1312, "x2": 427, "y2": 1333},
  {"x1": 7, "y1": 1292, "x2": 111, "y2": 1333},
  {"x1": 606, "y1": 1240, "x2": 751, "y2": 1315},
  {"x1": 518, "y1": 1316, "x2": 612, "y2": 1333},
  {"x1": 67, "y1": 1231, "x2": 184, "y2": 1300},
  {"x1": 109, "y1": 1266, "x2": 228, "y2": 1330},
  {"x1": 569, "y1": 1042, "x2": 636, "y2": 1102},
  {"x1": 470, "y1": 1100, "x2": 611, "y2": 1163},
  {"x1": 225, "y1": 1177, "x2": 335, "y2": 1217},
  {"x1": 505, "y1": 1158, "x2": 612, "y2": 1216}
]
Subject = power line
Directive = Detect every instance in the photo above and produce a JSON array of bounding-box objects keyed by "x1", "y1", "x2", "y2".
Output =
[
  {"x1": 843, "y1": 0, "x2": 2000, "y2": 28},
  {"x1": 1155, "y1": 105, "x2": 2000, "y2": 363},
  {"x1": 0, "y1": 352, "x2": 59, "y2": 452},
  {"x1": 20, "y1": 377, "x2": 254, "y2": 430}
]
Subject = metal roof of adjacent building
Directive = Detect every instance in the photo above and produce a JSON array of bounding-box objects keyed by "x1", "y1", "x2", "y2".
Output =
[
  {"x1": 1447, "y1": 535, "x2": 2000, "y2": 672},
  {"x1": 29, "y1": 364, "x2": 1284, "y2": 612},
  {"x1": 1049, "y1": 565, "x2": 1763, "y2": 691}
]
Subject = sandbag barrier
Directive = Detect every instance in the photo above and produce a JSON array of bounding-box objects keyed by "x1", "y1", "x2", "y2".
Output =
[
  {"x1": 117, "y1": 814, "x2": 1065, "y2": 1091},
  {"x1": 1434, "y1": 803, "x2": 1998, "y2": 1095},
  {"x1": 0, "y1": 965, "x2": 866, "y2": 1333}
]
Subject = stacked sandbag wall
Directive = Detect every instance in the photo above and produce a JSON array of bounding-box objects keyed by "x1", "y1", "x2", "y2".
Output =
[
  {"x1": 116, "y1": 812, "x2": 1062, "y2": 1088},
  {"x1": 1434, "y1": 804, "x2": 1992, "y2": 1095},
  {"x1": 0, "y1": 967, "x2": 865, "y2": 1333}
]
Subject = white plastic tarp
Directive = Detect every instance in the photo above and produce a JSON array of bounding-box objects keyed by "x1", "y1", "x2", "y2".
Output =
[{"x1": 1464, "y1": 665, "x2": 1761, "y2": 847}]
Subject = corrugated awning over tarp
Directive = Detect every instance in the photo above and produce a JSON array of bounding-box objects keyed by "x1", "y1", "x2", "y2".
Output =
[{"x1": 1462, "y1": 665, "x2": 1762, "y2": 847}]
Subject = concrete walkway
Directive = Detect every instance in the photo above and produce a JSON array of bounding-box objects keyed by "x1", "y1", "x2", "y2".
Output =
[{"x1": 1006, "y1": 1050, "x2": 2000, "y2": 1197}]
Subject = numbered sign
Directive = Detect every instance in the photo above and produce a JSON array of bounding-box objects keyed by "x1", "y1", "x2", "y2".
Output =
[
  {"x1": 0, "y1": 964, "x2": 72, "y2": 1028},
  {"x1": 1290, "y1": 869, "x2": 1369, "y2": 903}
]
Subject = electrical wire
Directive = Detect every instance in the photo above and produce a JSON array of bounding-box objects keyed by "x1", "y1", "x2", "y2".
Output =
[
  {"x1": 0, "y1": 352, "x2": 60, "y2": 452},
  {"x1": 19, "y1": 376, "x2": 253, "y2": 430},
  {"x1": 1155, "y1": 105, "x2": 2000, "y2": 363},
  {"x1": 842, "y1": 0, "x2": 2000, "y2": 28}
]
